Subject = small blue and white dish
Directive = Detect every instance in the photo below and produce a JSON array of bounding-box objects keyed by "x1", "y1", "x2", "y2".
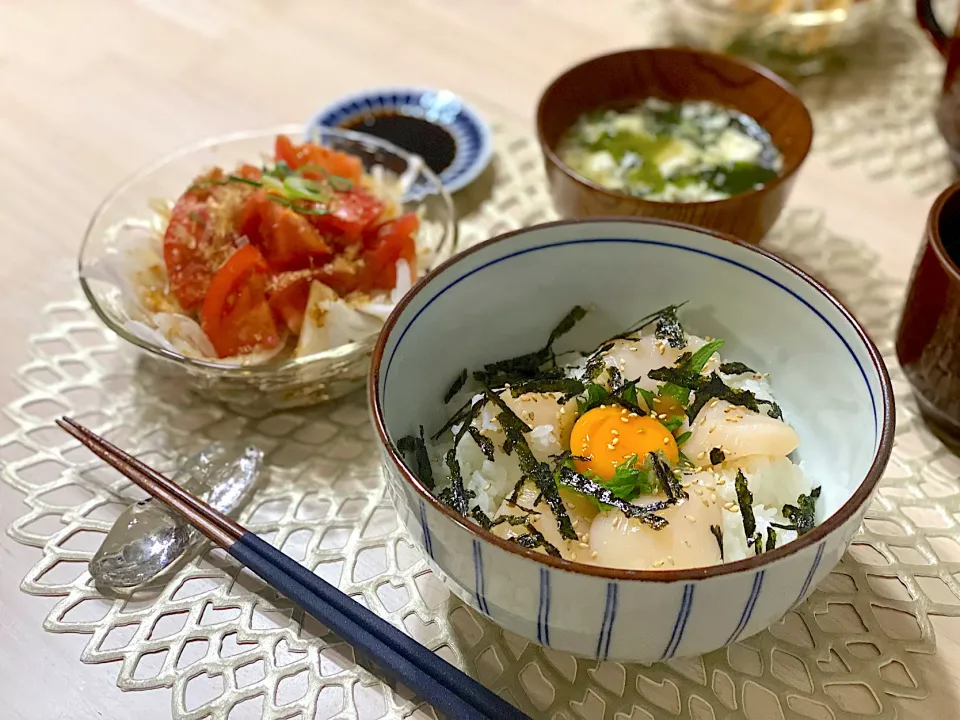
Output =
[{"x1": 308, "y1": 87, "x2": 493, "y2": 194}]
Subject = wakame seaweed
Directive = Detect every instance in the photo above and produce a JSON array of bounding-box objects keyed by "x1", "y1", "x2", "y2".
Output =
[
  {"x1": 709, "y1": 447, "x2": 726, "y2": 465},
  {"x1": 444, "y1": 369, "x2": 468, "y2": 403},
  {"x1": 780, "y1": 487, "x2": 821, "y2": 535},
  {"x1": 719, "y1": 361, "x2": 754, "y2": 375},
  {"x1": 396, "y1": 427, "x2": 435, "y2": 490},
  {"x1": 557, "y1": 466, "x2": 670, "y2": 530},
  {"x1": 710, "y1": 524, "x2": 724, "y2": 558},
  {"x1": 735, "y1": 470, "x2": 756, "y2": 538}
]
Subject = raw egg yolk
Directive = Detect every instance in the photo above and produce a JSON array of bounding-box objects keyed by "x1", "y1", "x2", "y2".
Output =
[{"x1": 569, "y1": 406, "x2": 679, "y2": 481}]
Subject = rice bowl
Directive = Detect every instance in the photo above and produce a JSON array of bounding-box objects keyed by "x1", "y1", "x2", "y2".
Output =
[{"x1": 371, "y1": 217, "x2": 893, "y2": 662}]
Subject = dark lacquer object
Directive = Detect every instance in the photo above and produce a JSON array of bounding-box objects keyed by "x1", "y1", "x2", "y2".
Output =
[
  {"x1": 896, "y1": 181, "x2": 960, "y2": 449},
  {"x1": 535, "y1": 47, "x2": 813, "y2": 245},
  {"x1": 917, "y1": 0, "x2": 960, "y2": 171}
]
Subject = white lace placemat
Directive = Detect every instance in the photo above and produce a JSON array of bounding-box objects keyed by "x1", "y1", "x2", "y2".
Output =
[{"x1": 4, "y1": 125, "x2": 960, "y2": 720}]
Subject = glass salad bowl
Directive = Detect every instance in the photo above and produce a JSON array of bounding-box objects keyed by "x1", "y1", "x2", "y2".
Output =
[{"x1": 78, "y1": 125, "x2": 457, "y2": 410}]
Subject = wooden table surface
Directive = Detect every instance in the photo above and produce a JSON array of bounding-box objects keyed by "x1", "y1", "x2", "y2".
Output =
[{"x1": 0, "y1": 1, "x2": 955, "y2": 718}]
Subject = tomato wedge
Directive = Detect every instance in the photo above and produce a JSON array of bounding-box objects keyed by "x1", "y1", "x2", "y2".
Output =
[
  {"x1": 235, "y1": 192, "x2": 334, "y2": 271},
  {"x1": 268, "y1": 270, "x2": 315, "y2": 335},
  {"x1": 201, "y1": 245, "x2": 281, "y2": 358},
  {"x1": 274, "y1": 135, "x2": 363, "y2": 184},
  {"x1": 163, "y1": 195, "x2": 217, "y2": 312},
  {"x1": 360, "y1": 213, "x2": 419, "y2": 291},
  {"x1": 309, "y1": 188, "x2": 384, "y2": 242}
]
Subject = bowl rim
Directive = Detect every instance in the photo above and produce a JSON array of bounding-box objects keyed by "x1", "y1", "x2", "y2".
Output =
[
  {"x1": 369, "y1": 216, "x2": 895, "y2": 583},
  {"x1": 78, "y1": 123, "x2": 457, "y2": 376},
  {"x1": 535, "y1": 46, "x2": 814, "y2": 210},
  {"x1": 305, "y1": 85, "x2": 495, "y2": 194},
  {"x1": 673, "y1": 0, "x2": 883, "y2": 24}
]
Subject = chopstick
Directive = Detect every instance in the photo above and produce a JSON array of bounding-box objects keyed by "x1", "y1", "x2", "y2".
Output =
[{"x1": 57, "y1": 417, "x2": 530, "y2": 720}]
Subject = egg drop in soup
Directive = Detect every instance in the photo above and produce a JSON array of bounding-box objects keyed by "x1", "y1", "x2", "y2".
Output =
[{"x1": 557, "y1": 99, "x2": 783, "y2": 202}]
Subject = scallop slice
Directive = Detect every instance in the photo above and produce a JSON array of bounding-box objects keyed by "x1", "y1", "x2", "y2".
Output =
[
  {"x1": 490, "y1": 482, "x2": 595, "y2": 561},
  {"x1": 469, "y1": 390, "x2": 577, "y2": 464},
  {"x1": 684, "y1": 399, "x2": 799, "y2": 464},
  {"x1": 599, "y1": 337, "x2": 686, "y2": 394},
  {"x1": 588, "y1": 487, "x2": 723, "y2": 571}
]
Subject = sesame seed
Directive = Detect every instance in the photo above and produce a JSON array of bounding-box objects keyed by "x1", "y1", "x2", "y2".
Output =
[
  {"x1": 608, "y1": 443, "x2": 616, "y2": 450},
  {"x1": 629, "y1": 346, "x2": 638, "y2": 352},
  {"x1": 711, "y1": 493, "x2": 717, "y2": 503},
  {"x1": 585, "y1": 434, "x2": 591, "y2": 442},
  {"x1": 629, "y1": 412, "x2": 638, "y2": 418},
  {"x1": 559, "y1": 407, "x2": 566, "y2": 415},
  {"x1": 582, "y1": 533, "x2": 590, "y2": 542},
  {"x1": 504, "y1": 383, "x2": 511, "y2": 389},
  {"x1": 484, "y1": 483, "x2": 491, "y2": 491},
  {"x1": 694, "y1": 486, "x2": 703, "y2": 496},
  {"x1": 659, "y1": 345, "x2": 666, "y2": 355},
  {"x1": 611, "y1": 437, "x2": 619, "y2": 446},
  {"x1": 726, "y1": 505, "x2": 740, "y2": 513},
  {"x1": 697, "y1": 452, "x2": 706, "y2": 459},
  {"x1": 653, "y1": 559, "x2": 665, "y2": 568},
  {"x1": 591, "y1": 551, "x2": 599, "y2": 560},
  {"x1": 662, "y1": 437, "x2": 669, "y2": 445},
  {"x1": 620, "y1": 408, "x2": 628, "y2": 415},
  {"x1": 717, "y1": 479, "x2": 726, "y2": 485},
  {"x1": 710, "y1": 399, "x2": 719, "y2": 407},
  {"x1": 579, "y1": 542, "x2": 589, "y2": 549},
  {"x1": 709, "y1": 427, "x2": 716, "y2": 434},
  {"x1": 571, "y1": 552, "x2": 578, "y2": 561},
  {"x1": 611, "y1": 429, "x2": 619, "y2": 436},
  {"x1": 620, "y1": 417, "x2": 629, "y2": 424},
  {"x1": 702, "y1": 499, "x2": 710, "y2": 507},
  {"x1": 685, "y1": 515, "x2": 696, "y2": 522},
  {"x1": 667, "y1": 555, "x2": 675, "y2": 565}
]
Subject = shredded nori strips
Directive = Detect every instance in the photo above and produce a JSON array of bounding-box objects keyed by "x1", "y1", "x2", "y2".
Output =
[
  {"x1": 710, "y1": 524, "x2": 724, "y2": 558},
  {"x1": 442, "y1": 448, "x2": 470, "y2": 515},
  {"x1": 780, "y1": 487, "x2": 821, "y2": 535},
  {"x1": 509, "y1": 377, "x2": 585, "y2": 399},
  {"x1": 752, "y1": 533, "x2": 764, "y2": 555},
  {"x1": 557, "y1": 466, "x2": 670, "y2": 530},
  {"x1": 608, "y1": 366, "x2": 624, "y2": 393},
  {"x1": 396, "y1": 427, "x2": 435, "y2": 490},
  {"x1": 685, "y1": 373, "x2": 763, "y2": 421},
  {"x1": 648, "y1": 451, "x2": 687, "y2": 502},
  {"x1": 709, "y1": 447, "x2": 726, "y2": 465},
  {"x1": 469, "y1": 506, "x2": 537, "y2": 530},
  {"x1": 719, "y1": 361, "x2": 755, "y2": 375},
  {"x1": 432, "y1": 395, "x2": 483, "y2": 440},
  {"x1": 485, "y1": 387, "x2": 578, "y2": 541},
  {"x1": 735, "y1": 470, "x2": 757, "y2": 538},
  {"x1": 466, "y1": 426, "x2": 496, "y2": 461},
  {"x1": 444, "y1": 369, "x2": 468, "y2": 403},
  {"x1": 473, "y1": 305, "x2": 587, "y2": 386},
  {"x1": 766, "y1": 526, "x2": 778, "y2": 551},
  {"x1": 654, "y1": 306, "x2": 687, "y2": 348},
  {"x1": 510, "y1": 524, "x2": 563, "y2": 557},
  {"x1": 764, "y1": 401, "x2": 784, "y2": 420}
]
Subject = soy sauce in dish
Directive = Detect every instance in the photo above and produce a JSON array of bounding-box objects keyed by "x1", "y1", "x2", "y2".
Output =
[{"x1": 343, "y1": 112, "x2": 457, "y2": 175}]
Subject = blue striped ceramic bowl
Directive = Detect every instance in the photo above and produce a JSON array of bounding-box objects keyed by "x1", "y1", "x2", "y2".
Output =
[
  {"x1": 370, "y1": 218, "x2": 894, "y2": 662},
  {"x1": 308, "y1": 87, "x2": 493, "y2": 194}
]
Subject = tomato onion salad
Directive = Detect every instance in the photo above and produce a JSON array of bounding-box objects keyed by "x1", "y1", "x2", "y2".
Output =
[{"x1": 88, "y1": 135, "x2": 423, "y2": 365}]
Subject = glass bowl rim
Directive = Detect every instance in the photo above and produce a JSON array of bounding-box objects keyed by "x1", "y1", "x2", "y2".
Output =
[
  {"x1": 674, "y1": 0, "x2": 883, "y2": 26},
  {"x1": 78, "y1": 123, "x2": 458, "y2": 377}
]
